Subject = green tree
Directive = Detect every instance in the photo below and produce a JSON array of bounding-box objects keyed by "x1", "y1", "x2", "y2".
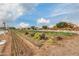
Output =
[
  {"x1": 9, "y1": 27, "x2": 16, "y2": 29},
  {"x1": 56, "y1": 22, "x2": 68, "y2": 28},
  {"x1": 31, "y1": 26, "x2": 37, "y2": 30},
  {"x1": 42, "y1": 25, "x2": 48, "y2": 29}
]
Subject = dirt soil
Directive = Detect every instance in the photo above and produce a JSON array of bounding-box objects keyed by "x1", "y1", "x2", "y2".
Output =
[
  {"x1": 0, "y1": 31, "x2": 11, "y2": 56},
  {"x1": 35, "y1": 35, "x2": 79, "y2": 56},
  {"x1": 0, "y1": 31, "x2": 79, "y2": 56}
]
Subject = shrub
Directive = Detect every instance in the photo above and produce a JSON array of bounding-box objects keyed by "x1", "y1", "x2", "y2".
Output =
[
  {"x1": 40, "y1": 33, "x2": 48, "y2": 40},
  {"x1": 25, "y1": 31, "x2": 29, "y2": 35},
  {"x1": 30, "y1": 32, "x2": 35, "y2": 37},
  {"x1": 33, "y1": 32, "x2": 41, "y2": 40}
]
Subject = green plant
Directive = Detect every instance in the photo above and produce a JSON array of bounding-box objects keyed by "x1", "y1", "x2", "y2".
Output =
[
  {"x1": 33, "y1": 32, "x2": 41, "y2": 40},
  {"x1": 40, "y1": 33, "x2": 48, "y2": 40},
  {"x1": 45, "y1": 39, "x2": 57, "y2": 45},
  {"x1": 30, "y1": 32, "x2": 35, "y2": 37}
]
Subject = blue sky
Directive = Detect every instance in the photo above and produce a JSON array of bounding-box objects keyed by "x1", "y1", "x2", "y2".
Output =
[{"x1": 0, "y1": 3, "x2": 79, "y2": 28}]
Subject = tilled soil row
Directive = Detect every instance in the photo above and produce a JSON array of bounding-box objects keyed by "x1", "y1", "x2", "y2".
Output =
[{"x1": 11, "y1": 30, "x2": 39, "y2": 56}]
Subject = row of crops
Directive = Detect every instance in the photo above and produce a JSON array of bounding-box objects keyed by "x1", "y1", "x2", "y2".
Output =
[{"x1": 14, "y1": 29, "x2": 77, "y2": 46}]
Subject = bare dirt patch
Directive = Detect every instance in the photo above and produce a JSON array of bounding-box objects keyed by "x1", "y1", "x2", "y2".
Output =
[{"x1": 35, "y1": 35, "x2": 79, "y2": 56}]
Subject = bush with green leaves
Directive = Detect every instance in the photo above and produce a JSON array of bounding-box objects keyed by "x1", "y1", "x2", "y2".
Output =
[{"x1": 33, "y1": 32, "x2": 41, "y2": 40}]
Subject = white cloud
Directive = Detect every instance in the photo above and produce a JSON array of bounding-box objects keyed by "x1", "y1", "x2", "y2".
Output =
[
  {"x1": 51, "y1": 4, "x2": 79, "y2": 17},
  {"x1": 0, "y1": 3, "x2": 38, "y2": 27},
  {"x1": 0, "y1": 4, "x2": 24, "y2": 21},
  {"x1": 0, "y1": 4, "x2": 24, "y2": 27},
  {"x1": 19, "y1": 22, "x2": 30, "y2": 28},
  {"x1": 37, "y1": 18, "x2": 50, "y2": 24},
  {"x1": 48, "y1": 25, "x2": 54, "y2": 28}
]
